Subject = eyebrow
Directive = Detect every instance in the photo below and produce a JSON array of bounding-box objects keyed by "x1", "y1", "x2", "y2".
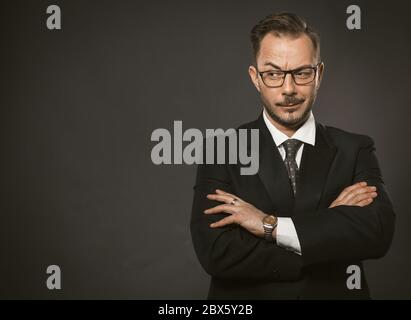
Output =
[{"x1": 262, "y1": 62, "x2": 314, "y2": 70}]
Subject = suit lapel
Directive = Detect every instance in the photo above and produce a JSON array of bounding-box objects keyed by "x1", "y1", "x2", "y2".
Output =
[{"x1": 293, "y1": 123, "x2": 337, "y2": 215}]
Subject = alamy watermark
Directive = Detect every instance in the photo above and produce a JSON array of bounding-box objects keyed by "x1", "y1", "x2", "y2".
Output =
[
  {"x1": 46, "y1": 265, "x2": 61, "y2": 290},
  {"x1": 151, "y1": 121, "x2": 259, "y2": 175},
  {"x1": 346, "y1": 265, "x2": 361, "y2": 290},
  {"x1": 45, "y1": 4, "x2": 361, "y2": 31}
]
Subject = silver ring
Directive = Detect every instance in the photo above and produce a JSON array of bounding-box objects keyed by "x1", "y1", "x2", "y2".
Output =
[{"x1": 230, "y1": 198, "x2": 238, "y2": 206}]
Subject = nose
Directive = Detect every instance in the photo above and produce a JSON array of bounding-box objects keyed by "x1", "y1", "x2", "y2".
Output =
[{"x1": 282, "y1": 73, "x2": 297, "y2": 95}]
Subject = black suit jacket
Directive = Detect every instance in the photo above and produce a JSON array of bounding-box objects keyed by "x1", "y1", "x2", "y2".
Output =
[{"x1": 190, "y1": 112, "x2": 395, "y2": 299}]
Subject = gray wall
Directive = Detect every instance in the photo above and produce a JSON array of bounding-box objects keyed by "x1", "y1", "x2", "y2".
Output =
[{"x1": 1, "y1": 0, "x2": 410, "y2": 299}]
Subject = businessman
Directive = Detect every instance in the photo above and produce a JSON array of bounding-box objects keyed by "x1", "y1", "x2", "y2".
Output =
[{"x1": 190, "y1": 12, "x2": 395, "y2": 299}]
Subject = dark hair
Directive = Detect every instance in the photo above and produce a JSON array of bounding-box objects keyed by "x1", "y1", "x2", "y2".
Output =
[{"x1": 250, "y1": 12, "x2": 320, "y2": 61}]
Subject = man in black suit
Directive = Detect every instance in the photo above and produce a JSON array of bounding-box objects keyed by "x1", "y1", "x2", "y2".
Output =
[{"x1": 190, "y1": 12, "x2": 395, "y2": 299}]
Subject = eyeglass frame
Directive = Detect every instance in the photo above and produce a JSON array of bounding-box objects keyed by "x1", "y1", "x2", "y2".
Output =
[{"x1": 256, "y1": 62, "x2": 323, "y2": 88}]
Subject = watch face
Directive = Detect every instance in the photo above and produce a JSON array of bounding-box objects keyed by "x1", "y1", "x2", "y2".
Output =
[{"x1": 263, "y1": 215, "x2": 277, "y2": 225}]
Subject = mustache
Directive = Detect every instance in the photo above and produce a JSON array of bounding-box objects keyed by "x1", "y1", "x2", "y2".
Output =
[{"x1": 276, "y1": 97, "x2": 305, "y2": 106}]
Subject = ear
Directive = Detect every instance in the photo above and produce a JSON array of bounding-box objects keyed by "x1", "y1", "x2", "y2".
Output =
[
  {"x1": 248, "y1": 65, "x2": 261, "y2": 92},
  {"x1": 316, "y1": 62, "x2": 325, "y2": 88}
]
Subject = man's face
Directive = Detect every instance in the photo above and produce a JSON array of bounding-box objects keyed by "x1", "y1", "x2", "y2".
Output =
[{"x1": 249, "y1": 33, "x2": 324, "y2": 129}]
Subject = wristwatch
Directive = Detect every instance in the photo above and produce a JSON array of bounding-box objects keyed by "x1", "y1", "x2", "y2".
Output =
[{"x1": 262, "y1": 215, "x2": 278, "y2": 242}]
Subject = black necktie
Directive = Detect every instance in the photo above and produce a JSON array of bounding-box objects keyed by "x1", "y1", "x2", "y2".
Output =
[{"x1": 282, "y1": 139, "x2": 303, "y2": 196}]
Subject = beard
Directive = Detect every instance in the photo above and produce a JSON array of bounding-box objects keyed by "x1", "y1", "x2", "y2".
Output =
[{"x1": 262, "y1": 92, "x2": 317, "y2": 129}]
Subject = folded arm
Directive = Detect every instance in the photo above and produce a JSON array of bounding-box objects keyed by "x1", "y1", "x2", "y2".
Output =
[
  {"x1": 190, "y1": 162, "x2": 303, "y2": 281},
  {"x1": 292, "y1": 136, "x2": 396, "y2": 266}
]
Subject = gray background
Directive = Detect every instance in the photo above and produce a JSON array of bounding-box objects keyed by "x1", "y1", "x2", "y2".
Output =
[{"x1": 1, "y1": 0, "x2": 410, "y2": 299}]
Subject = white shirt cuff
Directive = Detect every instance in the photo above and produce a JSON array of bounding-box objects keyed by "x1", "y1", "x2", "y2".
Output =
[{"x1": 276, "y1": 217, "x2": 302, "y2": 255}]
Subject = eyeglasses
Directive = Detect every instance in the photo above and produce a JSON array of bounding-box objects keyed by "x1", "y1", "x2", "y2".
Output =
[{"x1": 257, "y1": 62, "x2": 322, "y2": 88}]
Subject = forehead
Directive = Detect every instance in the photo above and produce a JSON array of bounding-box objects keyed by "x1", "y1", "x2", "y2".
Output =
[{"x1": 257, "y1": 33, "x2": 316, "y2": 69}]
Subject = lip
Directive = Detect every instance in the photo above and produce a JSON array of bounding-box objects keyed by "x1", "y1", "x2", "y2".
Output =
[{"x1": 280, "y1": 102, "x2": 302, "y2": 108}]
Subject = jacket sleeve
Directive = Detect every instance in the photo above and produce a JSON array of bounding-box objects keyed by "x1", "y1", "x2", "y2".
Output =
[
  {"x1": 190, "y1": 159, "x2": 303, "y2": 282},
  {"x1": 292, "y1": 136, "x2": 396, "y2": 266}
]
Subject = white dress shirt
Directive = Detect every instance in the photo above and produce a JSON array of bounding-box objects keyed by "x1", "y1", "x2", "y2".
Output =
[{"x1": 262, "y1": 108, "x2": 317, "y2": 255}]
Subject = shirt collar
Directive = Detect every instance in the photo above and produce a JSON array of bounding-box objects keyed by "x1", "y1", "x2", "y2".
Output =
[{"x1": 262, "y1": 108, "x2": 316, "y2": 147}]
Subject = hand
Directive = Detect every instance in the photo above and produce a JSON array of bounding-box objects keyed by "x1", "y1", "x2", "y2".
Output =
[
  {"x1": 329, "y1": 181, "x2": 377, "y2": 208},
  {"x1": 204, "y1": 189, "x2": 267, "y2": 238}
]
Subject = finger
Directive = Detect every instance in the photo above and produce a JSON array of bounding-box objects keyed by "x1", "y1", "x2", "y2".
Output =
[
  {"x1": 339, "y1": 185, "x2": 374, "y2": 203},
  {"x1": 207, "y1": 193, "x2": 237, "y2": 204},
  {"x1": 215, "y1": 189, "x2": 244, "y2": 202},
  {"x1": 343, "y1": 186, "x2": 377, "y2": 203},
  {"x1": 356, "y1": 198, "x2": 374, "y2": 207},
  {"x1": 347, "y1": 191, "x2": 377, "y2": 205},
  {"x1": 334, "y1": 182, "x2": 367, "y2": 202},
  {"x1": 204, "y1": 204, "x2": 237, "y2": 215},
  {"x1": 330, "y1": 190, "x2": 376, "y2": 207},
  {"x1": 329, "y1": 200, "x2": 338, "y2": 208},
  {"x1": 215, "y1": 189, "x2": 242, "y2": 200},
  {"x1": 210, "y1": 215, "x2": 237, "y2": 228}
]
